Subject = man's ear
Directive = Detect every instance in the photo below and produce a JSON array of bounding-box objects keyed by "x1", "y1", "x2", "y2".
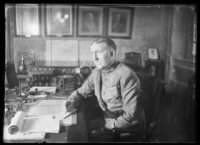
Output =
[{"x1": 110, "y1": 50, "x2": 114, "y2": 56}]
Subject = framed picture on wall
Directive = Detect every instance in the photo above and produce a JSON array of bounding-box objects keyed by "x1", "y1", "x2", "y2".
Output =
[
  {"x1": 108, "y1": 8, "x2": 132, "y2": 38},
  {"x1": 77, "y1": 6, "x2": 104, "y2": 36},
  {"x1": 16, "y1": 4, "x2": 40, "y2": 37},
  {"x1": 148, "y1": 48, "x2": 159, "y2": 60},
  {"x1": 46, "y1": 5, "x2": 73, "y2": 36}
]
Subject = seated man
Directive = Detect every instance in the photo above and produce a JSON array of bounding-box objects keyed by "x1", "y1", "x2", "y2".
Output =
[{"x1": 65, "y1": 38, "x2": 145, "y2": 141}]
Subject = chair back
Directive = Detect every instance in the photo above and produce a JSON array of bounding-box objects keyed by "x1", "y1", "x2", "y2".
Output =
[
  {"x1": 6, "y1": 62, "x2": 19, "y2": 89},
  {"x1": 151, "y1": 79, "x2": 165, "y2": 124},
  {"x1": 139, "y1": 76, "x2": 165, "y2": 141}
]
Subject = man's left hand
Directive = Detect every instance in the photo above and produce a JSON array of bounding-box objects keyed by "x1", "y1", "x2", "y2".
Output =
[{"x1": 104, "y1": 118, "x2": 115, "y2": 130}]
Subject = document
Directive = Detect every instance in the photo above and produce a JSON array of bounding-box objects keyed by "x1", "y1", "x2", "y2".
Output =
[
  {"x1": 56, "y1": 110, "x2": 77, "y2": 126},
  {"x1": 7, "y1": 111, "x2": 60, "y2": 135},
  {"x1": 26, "y1": 100, "x2": 66, "y2": 116},
  {"x1": 26, "y1": 99, "x2": 77, "y2": 126},
  {"x1": 22, "y1": 115, "x2": 59, "y2": 134},
  {"x1": 8, "y1": 111, "x2": 25, "y2": 134},
  {"x1": 4, "y1": 99, "x2": 77, "y2": 141},
  {"x1": 4, "y1": 125, "x2": 45, "y2": 141}
]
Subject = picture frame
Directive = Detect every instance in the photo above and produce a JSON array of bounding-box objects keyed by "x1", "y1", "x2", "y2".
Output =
[
  {"x1": 148, "y1": 48, "x2": 160, "y2": 60},
  {"x1": 77, "y1": 6, "x2": 104, "y2": 36},
  {"x1": 108, "y1": 8, "x2": 132, "y2": 38},
  {"x1": 46, "y1": 5, "x2": 73, "y2": 36},
  {"x1": 15, "y1": 4, "x2": 40, "y2": 37}
]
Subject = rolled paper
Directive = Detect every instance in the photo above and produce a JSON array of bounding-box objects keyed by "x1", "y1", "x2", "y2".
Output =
[{"x1": 8, "y1": 111, "x2": 25, "y2": 134}]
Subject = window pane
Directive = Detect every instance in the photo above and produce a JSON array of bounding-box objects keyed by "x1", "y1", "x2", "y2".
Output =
[{"x1": 16, "y1": 4, "x2": 40, "y2": 36}]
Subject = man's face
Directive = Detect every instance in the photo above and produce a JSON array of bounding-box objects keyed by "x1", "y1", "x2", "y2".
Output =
[{"x1": 90, "y1": 43, "x2": 114, "y2": 69}]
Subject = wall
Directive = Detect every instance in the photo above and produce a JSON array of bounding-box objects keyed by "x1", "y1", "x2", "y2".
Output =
[
  {"x1": 164, "y1": 6, "x2": 195, "y2": 141},
  {"x1": 168, "y1": 6, "x2": 195, "y2": 86},
  {"x1": 9, "y1": 5, "x2": 164, "y2": 71}
]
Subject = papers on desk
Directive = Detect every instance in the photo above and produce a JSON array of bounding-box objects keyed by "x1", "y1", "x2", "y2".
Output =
[
  {"x1": 4, "y1": 111, "x2": 59, "y2": 141},
  {"x1": 56, "y1": 110, "x2": 77, "y2": 126},
  {"x1": 26, "y1": 99, "x2": 77, "y2": 126},
  {"x1": 7, "y1": 111, "x2": 59, "y2": 134},
  {"x1": 27, "y1": 100, "x2": 66, "y2": 116},
  {"x1": 29, "y1": 86, "x2": 56, "y2": 94},
  {"x1": 4, "y1": 126, "x2": 45, "y2": 141},
  {"x1": 4, "y1": 99, "x2": 77, "y2": 141},
  {"x1": 27, "y1": 94, "x2": 47, "y2": 99}
]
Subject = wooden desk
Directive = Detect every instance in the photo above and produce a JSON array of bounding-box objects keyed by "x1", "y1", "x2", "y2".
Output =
[
  {"x1": 4, "y1": 99, "x2": 88, "y2": 143},
  {"x1": 17, "y1": 74, "x2": 31, "y2": 89},
  {"x1": 45, "y1": 102, "x2": 88, "y2": 143}
]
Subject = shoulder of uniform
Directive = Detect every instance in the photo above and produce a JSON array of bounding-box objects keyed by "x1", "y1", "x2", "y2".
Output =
[
  {"x1": 117, "y1": 63, "x2": 139, "y2": 81},
  {"x1": 117, "y1": 63, "x2": 136, "y2": 74}
]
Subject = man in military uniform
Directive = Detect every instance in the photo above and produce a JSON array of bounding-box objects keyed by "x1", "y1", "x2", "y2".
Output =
[{"x1": 65, "y1": 38, "x2": 145, "y2": 141}]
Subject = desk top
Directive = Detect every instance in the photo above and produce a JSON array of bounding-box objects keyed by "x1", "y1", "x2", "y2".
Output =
[{"x1": 4, "y1": 98, "x2": 88, "y2": 143}]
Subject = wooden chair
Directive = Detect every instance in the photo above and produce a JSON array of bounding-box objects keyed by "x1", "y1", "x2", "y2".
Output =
[{"x1": 111, "y1": 78, "x2": 166, "y2": 142}]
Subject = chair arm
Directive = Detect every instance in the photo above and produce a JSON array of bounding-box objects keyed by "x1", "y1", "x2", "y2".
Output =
[{"x1": 113, "y1": 128, "x2": 145, "y2": 135}]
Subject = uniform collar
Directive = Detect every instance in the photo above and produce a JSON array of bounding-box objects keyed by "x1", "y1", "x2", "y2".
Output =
[{"x1": 101, "y1": 61, "x2": 119, "y2": 74}]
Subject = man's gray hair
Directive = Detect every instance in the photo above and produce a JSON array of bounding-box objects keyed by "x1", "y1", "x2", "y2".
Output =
[{"x1": 91, "y1": 38, "x2": 117, "y2": 51}]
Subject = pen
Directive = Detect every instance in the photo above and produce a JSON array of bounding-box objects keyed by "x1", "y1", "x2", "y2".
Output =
[{"x1": 63, "y1": 110, "x2": 76, "y2": 119}]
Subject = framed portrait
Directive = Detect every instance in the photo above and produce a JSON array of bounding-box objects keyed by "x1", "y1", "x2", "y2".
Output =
[
  {"x1": 77, "y1": 6, "x2": 104, "y2": 36},
  {"x1": 148, "y1": 48, "x2": 159, "y2": 60},
  {"x1": 46, "y1": 5, "x2": 73, "y2": 36},
  {"x1": 108, "y1": 8, "x2": 132, "y2": 38},
  {"x1": 16, "y1": 4, "x2": 40, "y2": 36}
]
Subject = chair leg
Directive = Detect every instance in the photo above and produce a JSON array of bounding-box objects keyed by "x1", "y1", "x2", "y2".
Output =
[{"x1": 112, "y1": 130, "x2": 120, "y2": 141}]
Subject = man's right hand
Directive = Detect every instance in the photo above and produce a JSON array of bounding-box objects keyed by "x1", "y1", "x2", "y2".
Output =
[{"x1": 65, "y1": 99, "x2": 79, "y2": 112}]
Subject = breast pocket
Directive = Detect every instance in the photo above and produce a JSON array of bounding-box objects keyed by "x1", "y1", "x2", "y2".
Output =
[{"x1": 107, "y1": 85, "x2": 120, "y2": 99}]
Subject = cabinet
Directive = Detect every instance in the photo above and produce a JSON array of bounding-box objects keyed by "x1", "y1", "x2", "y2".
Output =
[{"x1": 17, "y1": 74, "x2": 31, "y2": 89}]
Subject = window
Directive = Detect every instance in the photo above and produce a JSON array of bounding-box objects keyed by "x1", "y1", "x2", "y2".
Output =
[{"x1": 192, "y1": 12, "x2": 196, "y2": 63}]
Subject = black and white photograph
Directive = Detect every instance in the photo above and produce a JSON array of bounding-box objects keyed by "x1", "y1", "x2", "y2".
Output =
[
  {"x1": 77, "y1": 6, "x2": 104, "y2": 36},
  {"x1": 4, "y1": 3, "x2": 196, "y2": 143},
  {"x1": 46, "y1": 5, "x2": 73, "y2": 36},
  {"x1": 108, "y1": 8, "x2": 132, "y2": 38},
  {"x1": 148, "y1": 48, "x2": 159, "y2": 60}
]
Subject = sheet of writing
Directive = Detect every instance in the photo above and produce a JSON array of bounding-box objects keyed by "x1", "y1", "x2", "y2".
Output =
[
  {"x1": 26, "y1": 100, "x2": 66, "y2": 116},
  {"x1": 22, "y1": 115, "x2": 60, "y2": 134}
]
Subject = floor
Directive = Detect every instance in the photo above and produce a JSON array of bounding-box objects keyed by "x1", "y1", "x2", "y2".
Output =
[{"x1": 154, "y1": 106, "x2": 195, "y2": 143}]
